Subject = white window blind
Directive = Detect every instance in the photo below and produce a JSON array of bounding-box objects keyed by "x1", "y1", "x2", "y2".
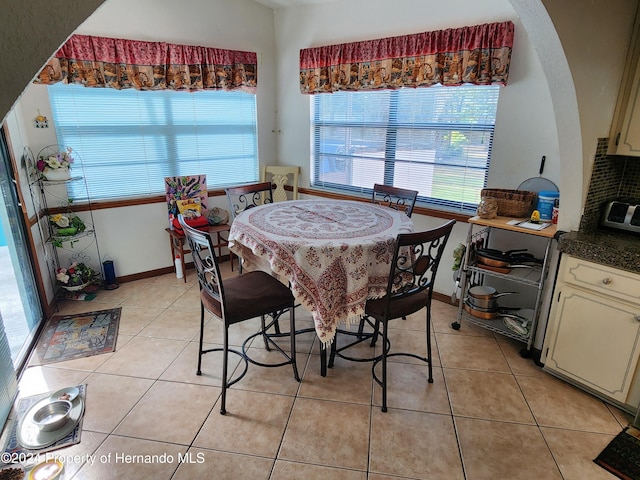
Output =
[
  {"x1": 48, "y1": 83, "x2": 258, "y2": 201},
  {"x1": 311, "y1": 84, "x2": 500, "y2": 212},
  {"x1": 0, "y1": 314, "x2": 17, "y2": 429}
]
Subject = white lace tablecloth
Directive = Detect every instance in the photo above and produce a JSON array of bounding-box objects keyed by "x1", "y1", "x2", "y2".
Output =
[{"x1": 228, "y1": 199, "x2": 414, "y2": 344}]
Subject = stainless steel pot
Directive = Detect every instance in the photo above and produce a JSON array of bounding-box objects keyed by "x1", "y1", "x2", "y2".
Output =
[
  {"x1": 467, "y1": 286, "x2": 515, "y2": 300},
  {"x1": 466, "y1": 295, "x2": 501, "y2": 310}
]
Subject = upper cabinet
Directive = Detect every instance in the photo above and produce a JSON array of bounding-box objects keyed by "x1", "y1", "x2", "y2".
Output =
[{"x1": 609, "y1": 7, "x2": 640, "y2": 156}]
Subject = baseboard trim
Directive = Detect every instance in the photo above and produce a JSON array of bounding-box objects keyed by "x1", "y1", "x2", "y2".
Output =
[{"x1": 116, "y1": 255, "x2": 235, "y2": 283}]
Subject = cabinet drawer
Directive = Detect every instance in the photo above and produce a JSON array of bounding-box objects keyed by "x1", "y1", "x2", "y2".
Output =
[{"x1": 561, "y1": 256, "x2": 640, "y2": 305}]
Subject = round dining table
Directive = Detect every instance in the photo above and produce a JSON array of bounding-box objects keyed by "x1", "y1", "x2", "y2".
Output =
[{"x1": 228, "y1": 199, "x2": 414, "y2": 345}]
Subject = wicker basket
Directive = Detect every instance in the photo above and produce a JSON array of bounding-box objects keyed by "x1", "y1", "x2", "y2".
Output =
[{"x1": 480, "y1": 188, "x2": 537, "y2": 218}]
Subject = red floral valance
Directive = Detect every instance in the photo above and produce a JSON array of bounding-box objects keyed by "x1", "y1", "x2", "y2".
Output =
[
  {"x1": 35, "y1": 34, "x2": 257, "y2": 93},
  {"x1": 300, "y1": 21, "x2": 514, "y2": 94}
]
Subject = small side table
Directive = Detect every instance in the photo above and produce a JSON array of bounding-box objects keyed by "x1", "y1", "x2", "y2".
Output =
[{"x1": 165, "y1": 224, "x2": 233, "y2": 282}]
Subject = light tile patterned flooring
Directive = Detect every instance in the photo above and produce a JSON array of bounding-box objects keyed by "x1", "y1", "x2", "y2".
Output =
[{"x1": 9, "y1": 261, "x2": 631, "y2": 479}]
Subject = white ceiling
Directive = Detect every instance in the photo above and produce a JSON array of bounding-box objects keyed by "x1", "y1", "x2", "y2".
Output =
[{"x1": 252, "y1": 0, "x2": 337, "y2": 9}]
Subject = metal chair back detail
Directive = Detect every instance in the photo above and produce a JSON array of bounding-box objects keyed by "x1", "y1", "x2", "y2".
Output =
[
  {"x1": 225, "y1": 182, "x2": 274, "y2": 272},
  {"x1": 225, "y1": 182, "x2": 274, "y2": 220},
  {"x1": 372, "y1": 183, "x2": 419, "y2": 218}
]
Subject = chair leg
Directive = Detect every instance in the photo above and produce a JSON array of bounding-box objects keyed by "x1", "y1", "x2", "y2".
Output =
[
  {"x1": 356, "y1": 318, "x2": 365, "y2": 339},
  {"x1": 289, "y1": 306, "x2": 300, "y2": 382},
  {"x1": 220, "y1": 325, "x2": 229, "y2": 415},
  {"x1": 370, "y1": 318, "x2": 381, "y2": 347},
  {"x1": 197, "y1": 302, "x2": 205, "y2": 376},
  {"x1": 261, "y1": 315, "x2": 271, "y2": 350},
  {"x1": 381, "y1": 319, "x2": 388, "y2": 413},
  {"x1": 273, "y1": 315, "x2": 282, "y2": 335},
  {"x1": 426, "y1": 309, "x2": 433, "y2": 383}
]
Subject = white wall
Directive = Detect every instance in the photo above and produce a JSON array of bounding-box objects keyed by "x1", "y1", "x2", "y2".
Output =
[
  {"x1": 3, "y1": 105, "x2": 57, "y2": 302},
  {"x1": 540, "y1": 0, "x2": 637, "y2": 201},
  {"x1": 12, "y1": 0, "x2": 277, "y2": 281}
]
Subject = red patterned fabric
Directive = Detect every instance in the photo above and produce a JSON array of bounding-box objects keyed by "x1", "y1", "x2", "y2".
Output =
[
  {"x1": 300, "y1": 21, "x2": 514, "y2": 93},
  {"x1": 228, "y1": 200, "x2": 414, "y2": 344},
  {"x1": 35, "y1": 34, "x2": 257, "y2": 93}
]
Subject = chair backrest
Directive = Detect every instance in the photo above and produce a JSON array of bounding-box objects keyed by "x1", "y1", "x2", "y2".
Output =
[
  {"x1": 383, "y1": 219, "x2": 456, "y2": 317},
  {"x1": 177, "y1": 214, "x2": 226, "y2": 318},
  {"x1": 225, "y1": 181, "x2": 274, "y2": 220},
  {"x1": 371, "y1": 183, "x2": 419, "y2": 217},
  {"x1": 261, "y1": 166, "x2": 300, "y2": 202}
]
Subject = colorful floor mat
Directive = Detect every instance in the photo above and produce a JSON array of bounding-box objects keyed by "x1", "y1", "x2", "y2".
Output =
[{"x1": 32, "y1": 308, "x2": 120, "y2": 365}]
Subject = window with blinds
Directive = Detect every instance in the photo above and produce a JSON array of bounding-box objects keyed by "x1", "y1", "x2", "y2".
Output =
[
  {"x1": 48, "y1": 83, "x2": 259, "y2": 201},
  {"x1": 311, "y1": 84, "x2": 500, "y2": 212}
]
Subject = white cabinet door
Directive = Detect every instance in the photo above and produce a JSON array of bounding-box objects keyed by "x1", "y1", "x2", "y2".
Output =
[
  {"x1": 609, "y1": 10, "x2": 640, "y2": 156},
  {"x1": 544, "y1": 285, "x2": 640, "y2": 402},
  {"x1": 612, "y1": 57, "x2": 640, "y2": 156}
]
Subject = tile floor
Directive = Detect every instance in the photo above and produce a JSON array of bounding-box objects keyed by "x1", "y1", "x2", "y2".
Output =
[{"x1": 8, "y1": 261, "x2": 632, "y2": 479}]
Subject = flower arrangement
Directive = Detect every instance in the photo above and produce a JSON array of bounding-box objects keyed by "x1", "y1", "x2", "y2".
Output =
[
  {"x1": 49, "y1": 213, "x2": 87, "y2": 247},
  {"x1": 56, "y1": 262, "x2": 97, "y2": 290},
  {"x1": 37, "y1": 147, "x2": 74, "y2": 172},
  {"x1": 36, "y1": 146, "x2": 75, "y2": 181},
  {"x1": 50, "y1": 213, "x2": 86, "y2": 236}
]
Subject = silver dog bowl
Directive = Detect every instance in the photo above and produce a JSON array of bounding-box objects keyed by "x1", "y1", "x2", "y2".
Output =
[{"x1": 32, "y1": 399, "x2": 73, "y2": 432}]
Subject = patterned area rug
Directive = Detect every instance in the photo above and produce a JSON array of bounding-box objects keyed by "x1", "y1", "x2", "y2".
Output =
[
  {"x1": 32, "y1": 308, "x2": 121, "y2": 365},
  {"x1": 595, "y1": 426, "x2": 640, "y2": 480}
]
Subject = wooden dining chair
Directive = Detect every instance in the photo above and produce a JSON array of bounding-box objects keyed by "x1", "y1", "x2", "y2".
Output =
[
  {"x1": 261, "y1": 166, "x2": 299, "y2": 202},
  {"x1": 178, "y1": 214, "x2": 299, "y2": 415},
  {"x1": 371, "y1": 183, "x2": 419, "y2": 217},
  {"x1": 331, "y1": 219, "x2": 456, "y2": 412}
]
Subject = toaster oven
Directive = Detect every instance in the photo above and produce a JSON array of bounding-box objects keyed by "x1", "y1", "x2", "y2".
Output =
[{"x1": 601, "y1": 200, "x2": 640, "y2": 234}]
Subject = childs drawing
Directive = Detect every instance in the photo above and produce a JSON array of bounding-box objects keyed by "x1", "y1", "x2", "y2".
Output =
[{"x1": 165, "y1": 175, "x2": 207, "y2": 228}]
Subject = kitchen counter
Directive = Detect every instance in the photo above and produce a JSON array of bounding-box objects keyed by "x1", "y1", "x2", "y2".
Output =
[{"x1": 558, "y1": 229, "x2": 640, "y2": 274}]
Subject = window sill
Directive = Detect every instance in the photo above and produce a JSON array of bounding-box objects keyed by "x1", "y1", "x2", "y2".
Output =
[
  {"x1": 299, "y1": 187, "x2": 474, "y2": 223},
  {"x1": 50, "y1": 186, "x2": 473, "y2": 224}
]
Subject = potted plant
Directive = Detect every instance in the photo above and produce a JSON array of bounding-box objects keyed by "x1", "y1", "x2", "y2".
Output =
[
  {"x1": 36, "y1": 146, "x2": 74, "y2": 181},
  {"x1": 55, "y1": 262, "x2": 97, "y2": 291},
  {"x1": 49, "y1": 213, "x2": 86, "y2": 247},
  {"x1": 49, "y1": 213, "x2": 86, "y2": 236}
]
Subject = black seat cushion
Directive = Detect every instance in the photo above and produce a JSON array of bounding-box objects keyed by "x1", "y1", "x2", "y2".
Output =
[
  {"x1": 365, "y1": 290, "x2": 429, "y2": 321},
  {"x1": 201, "y1": 270, "x2": 294, "y2": 324}
]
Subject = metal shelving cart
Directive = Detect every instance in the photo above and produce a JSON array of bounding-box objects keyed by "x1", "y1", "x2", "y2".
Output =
[{"x1": 451, "y1": 216, "x2": 557, "y2": 356}]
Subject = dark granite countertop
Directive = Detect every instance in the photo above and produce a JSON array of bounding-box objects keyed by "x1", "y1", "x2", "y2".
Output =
[{"x1": 558, "y1": 229, "x2": 640, "y2": 275}]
